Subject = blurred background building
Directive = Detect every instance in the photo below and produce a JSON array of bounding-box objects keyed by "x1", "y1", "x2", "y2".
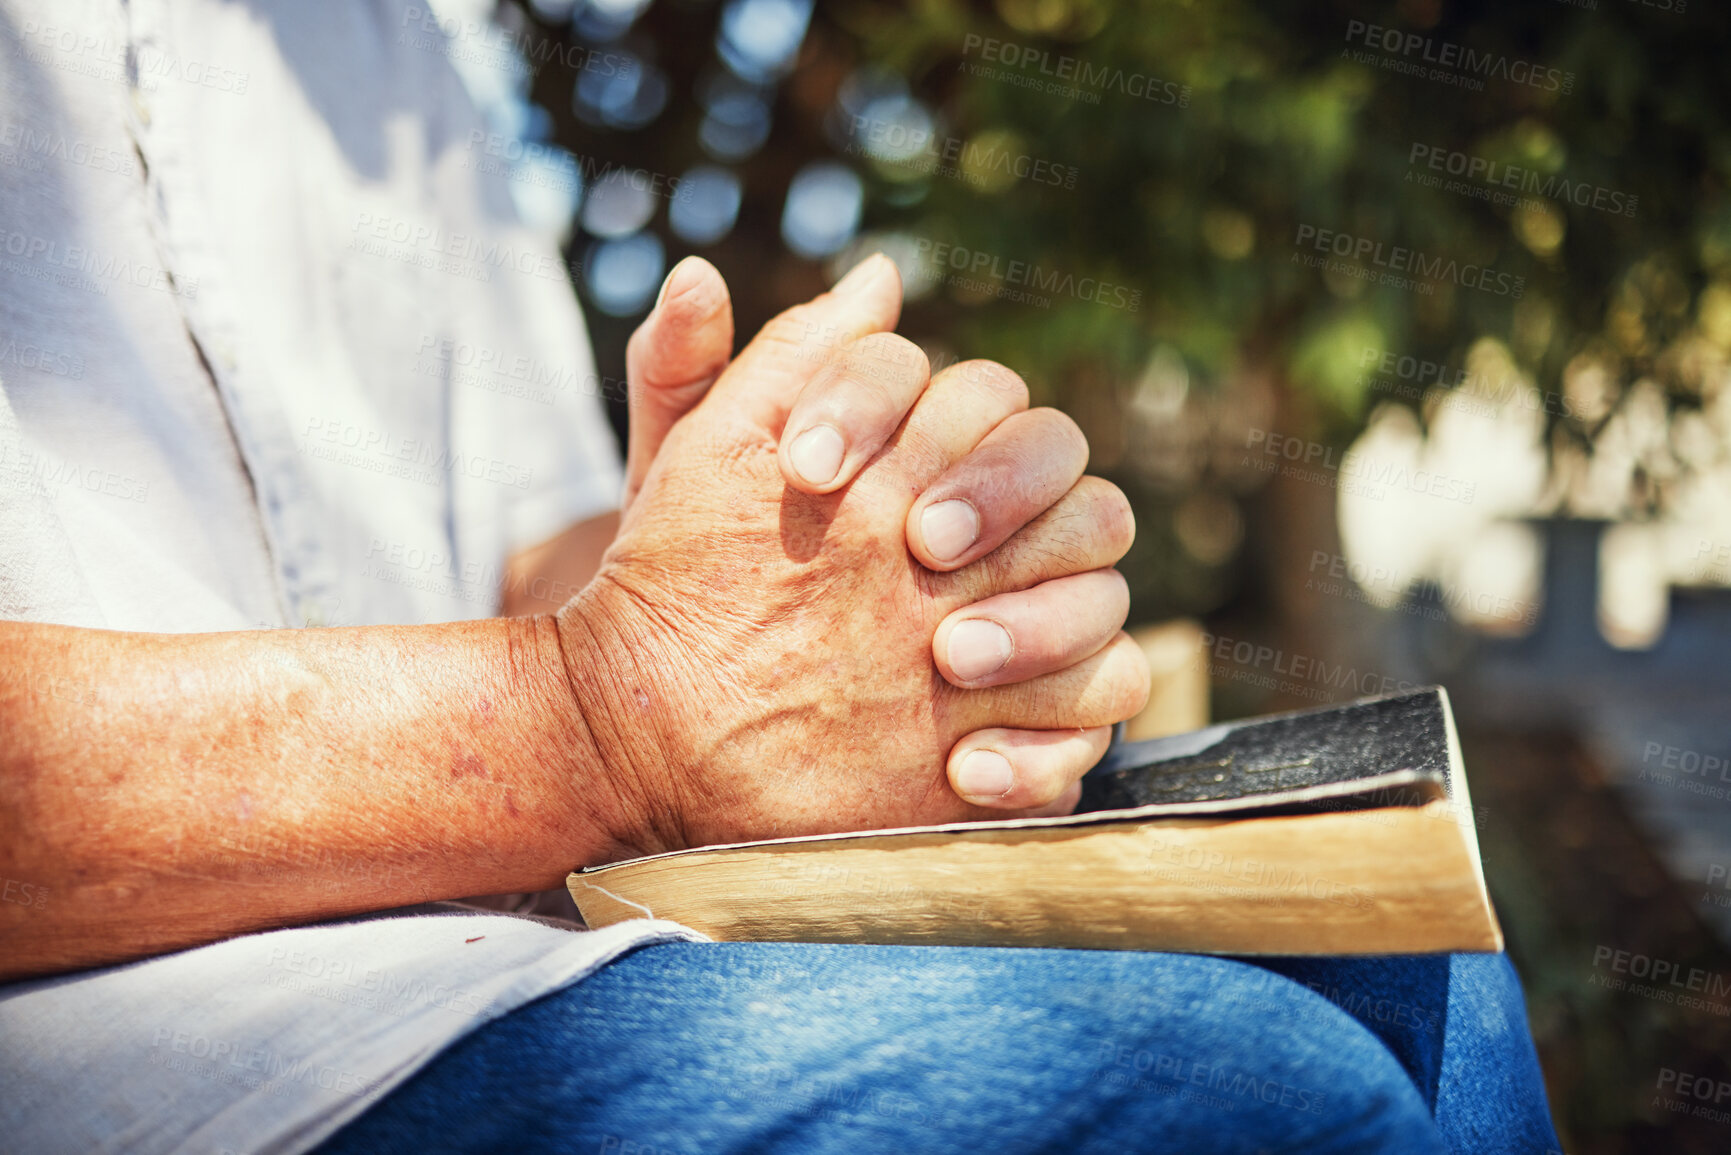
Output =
[{"x1": 424, "y1": 0, "x2": 1731, "y2": 1149}]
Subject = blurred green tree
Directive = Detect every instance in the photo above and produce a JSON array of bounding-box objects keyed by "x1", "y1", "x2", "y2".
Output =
[
  {"x1": 511, "y1": 0, "x2": 1729, "y2": 622},
  {"x1": 819, "y1": 0, "x2": 1728, "y2": 621}
]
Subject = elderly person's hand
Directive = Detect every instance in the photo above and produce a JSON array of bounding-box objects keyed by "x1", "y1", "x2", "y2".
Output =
[
  {"x1": 563, "y1": 255, "x2": 1146, "y2": 855},
  {"x1": 0, "y1": 255, "x2": 1143, "y2": 978}
]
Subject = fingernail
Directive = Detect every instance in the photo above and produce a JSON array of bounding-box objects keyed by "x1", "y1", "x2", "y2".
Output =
[
  {"x1": 832, "y1": 252, "x2": 888, "y2": 296},
  {"x1": 955, "y1": 749, "x2": 1014, "y2": 800},
  {"x1": 947, "y1": 618, "x2": 1012, "y2": 682},
  {"x1": 788, "y1": 424, "x2": 846, "y2": 486},
  {"x1": 920, "y1": 499, "x2": 979, "y2": 562}
]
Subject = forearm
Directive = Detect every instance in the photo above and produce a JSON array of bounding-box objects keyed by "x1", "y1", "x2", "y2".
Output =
[{"x1": 0, "y1": 616, "x2": 632, "y2": 980}]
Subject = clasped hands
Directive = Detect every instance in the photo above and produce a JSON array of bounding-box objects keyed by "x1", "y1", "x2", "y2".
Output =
[{"x1": 563, "y1": 254, "x2": 1149, "y2": 857}]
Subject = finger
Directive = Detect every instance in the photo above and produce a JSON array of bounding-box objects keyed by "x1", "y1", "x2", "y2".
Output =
[
  {"x1": 935, "y1": 476, "x2": 1136, "y2": 609},
  {"x1": 948, "y1": 631, "x2": 1152, "y2": 734},
  {"x1": 703, "y1": 253, "x2": 903, "y2": 434},
  {"x1": 851, "y1": 360, "x2": 1030, "y2": 505},
  {"x1": 778, "y1": 333, "x2": 930, "y2": 492},
  {"x1": 934, "y1": 569, "x2": 1129, "y2": 689},
  {"x1": 947, "y1": 726, "x2": 1112, "y2": 810},
  {"x1": 908, "y1": 407, "x2": 1087, "y2": 571},
  {"x1": 623, "y1": 257, "x2": 734, "y2": 509}
]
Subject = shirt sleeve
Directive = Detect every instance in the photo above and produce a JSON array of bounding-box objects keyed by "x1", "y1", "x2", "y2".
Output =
[{"x1": 486, "y1": 267, "x2": 625, "y2": 557}]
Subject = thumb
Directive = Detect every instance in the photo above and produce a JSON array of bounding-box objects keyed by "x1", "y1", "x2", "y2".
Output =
[{"x1": 622, "y1": 256, "x2": 734, "y2": 510}]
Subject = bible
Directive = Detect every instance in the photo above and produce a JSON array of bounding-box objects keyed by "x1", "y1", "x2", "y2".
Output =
[{"x1": 568, "y1": 687, "x2": 1501, "y2": 955}]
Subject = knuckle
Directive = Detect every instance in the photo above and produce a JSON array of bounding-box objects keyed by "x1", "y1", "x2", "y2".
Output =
[
  {"x1": 1093, "y1": 566, "x2": 1131, "y2": 606},
  {"x1": 1097, "y1": 566, "x2": 1131, "y2": 595},
  {"x1": 819, "y1": 362, "x2": 897, "y2": 417},
  {"x1": 971, "y1": 416, "x2": 1086, "y2": 513},
  {"x1": 985, "y1": 439, "x2": 1065, "y2": 510},
  {"x1": 1078, "y1": 476, "x2": 1135, "y2": 556},
  {"x1": 1108, "y1": 633, "x2": 1153, "y2": 717},
  {"x1": 1032, "y1": 407, "x2": 1088, "y2": 461},
  {"x1": 1100, "y1": 570, "x2": 1132, "y2": 626},
  {"x1": 844, "y1": 331, "x2": 928, "y2": 384},
  {"x1": 950, "y1": 359, "x2": 1029, "y2": 411}
]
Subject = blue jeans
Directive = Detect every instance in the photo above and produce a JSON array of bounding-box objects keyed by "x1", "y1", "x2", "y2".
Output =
[{"x1": 317, "y1": 944, "x2": 1559, "y2": 1154}]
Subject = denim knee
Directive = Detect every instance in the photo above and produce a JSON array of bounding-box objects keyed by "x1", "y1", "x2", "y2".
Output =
[
  {"x1": 319, "y1": 943, "x2": 1454, "y2": 1155},
  {"x1": 1061, "y1": 952, "x2": 1448, "y2": 1154}
]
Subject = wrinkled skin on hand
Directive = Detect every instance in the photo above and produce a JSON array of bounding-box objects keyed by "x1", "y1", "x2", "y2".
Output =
[{"x1": 561, "y1": 322, "x2": 1146, "y2": 858}]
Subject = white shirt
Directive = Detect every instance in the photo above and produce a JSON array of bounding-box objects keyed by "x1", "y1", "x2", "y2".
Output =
[
  {"x1": 0, "y1": 0, "x2": 624, "y2": 630},
  {"x1": 0, "y1": 2, "x2": 693, "y2": 1150}
]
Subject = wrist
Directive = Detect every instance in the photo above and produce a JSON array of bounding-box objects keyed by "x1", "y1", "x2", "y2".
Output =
[
  {"x1": 547, "y1": 584, "x2": 694, "y2": 860},
  {"x1": 508, "y1": 612, "x2": 642, "y2": 866}
]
